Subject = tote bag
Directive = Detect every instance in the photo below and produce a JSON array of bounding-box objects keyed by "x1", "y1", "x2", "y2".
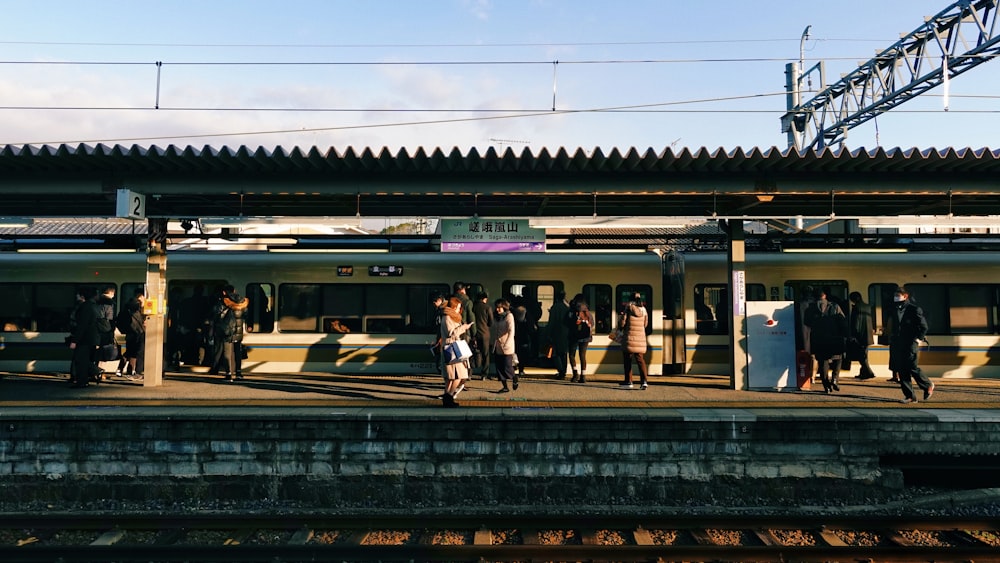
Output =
[{"x1": 444, "y1": 339, "x2": 473, "y2": 364}]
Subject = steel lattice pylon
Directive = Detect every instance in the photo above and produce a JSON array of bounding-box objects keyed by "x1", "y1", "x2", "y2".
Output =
[{"x1": 782, "y1": 0, "x2": 1000, "y2": 150}]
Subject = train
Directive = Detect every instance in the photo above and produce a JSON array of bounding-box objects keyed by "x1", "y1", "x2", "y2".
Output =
[{"x1": 1, "y1": 249, "x2": 998, "y2": 379}]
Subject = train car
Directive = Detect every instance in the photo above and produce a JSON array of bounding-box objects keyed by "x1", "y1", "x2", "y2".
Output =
[
  {"x1": 679, "y1": 251, "x2": 1000, "y2": 379},
  {"x1": 0, "y1": 251, "x2": 668, "y2": 376}
]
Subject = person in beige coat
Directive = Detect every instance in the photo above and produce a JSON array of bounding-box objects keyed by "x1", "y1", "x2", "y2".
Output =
[
  {"x1": 440, "y1": 296, "x2": 473, "y2": 407},
  {"x1": 490, "y1": 298, "x2": 518, "y2": 393},
  {"x1": 619, "y1": 292, "x2": 649, "y2": 389}
]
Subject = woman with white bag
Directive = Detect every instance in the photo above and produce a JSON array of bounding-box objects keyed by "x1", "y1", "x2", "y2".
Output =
[{"x1": 440, "y1": 296, "x2": 473, "y2": 407}]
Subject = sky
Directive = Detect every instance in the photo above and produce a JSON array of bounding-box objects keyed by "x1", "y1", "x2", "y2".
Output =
[{"x1": 0, "y1": 0, "x2": 996, "y2": 154}]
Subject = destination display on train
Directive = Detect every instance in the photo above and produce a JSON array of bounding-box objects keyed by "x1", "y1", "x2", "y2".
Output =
[
  {"x1": 440, "y1": 218, "x2": 545, "y2": 253},
  {"x1": 368, "y1": 265, "x2": 404, "y2": 277}
]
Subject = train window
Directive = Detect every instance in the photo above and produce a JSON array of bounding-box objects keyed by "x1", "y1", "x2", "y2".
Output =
[
  {"x1": 616, "y1": 284, "x2": 652, "y2": 336},
  {"x1": 0, "y1": 283, "x2": 77, "y2": 332},
  {"x1": 244, "y1": 283, "x2": 275, "y2": 334},
  {"x1": 279, "y1": 283, "x2": 449, "y2": 334},
  {"x1": 898, "y1": 284, "x2": 994, "y2": 335},
  {"x1": 579, "y1": 284, "x2": 612, "y2": 334},
  {"x1": 279, "y1": 284, "x2": 320, "y2": 332}
]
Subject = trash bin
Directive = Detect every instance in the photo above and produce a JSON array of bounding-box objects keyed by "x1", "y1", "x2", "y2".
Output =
[{"x1": 796, "y1": 349, "x2": 813, "y2": 390}]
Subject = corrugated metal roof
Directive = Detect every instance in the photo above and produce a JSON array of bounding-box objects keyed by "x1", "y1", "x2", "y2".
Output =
[
  {"x1": 0, "y1": 143, "x2": 998, "y2": 175},
  {"x1": 1, "y1": 143, "x2": 999, "y2": 219}
]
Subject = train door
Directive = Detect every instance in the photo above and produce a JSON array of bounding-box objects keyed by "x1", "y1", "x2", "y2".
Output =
[
  {"x1": 662, "y1": 251, "x2": 685, "y2": 374},
  {"x1": 502, "y1": 280, "x2": 564, "y2": 368},
  {"x1": 783, "y1": 279, "x2": 849, "y2": 351},
  {"x1": 166, "y1": 279, "x2": 227, "y2": 369}
]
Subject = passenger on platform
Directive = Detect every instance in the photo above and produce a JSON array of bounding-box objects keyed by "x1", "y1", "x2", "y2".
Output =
[
  {"x1": 166, "y1": 287, "x2": 184, "y2": 370},
  {"x1": 209, "y1": 285, "x2": 248, "y2": 382},
  {"x1": 120, "y1": 288, "x2": 147, "y2": 380},
  {"x1": 846, "y1": 291, "x2": 877, "y2": 380},
  {"x1": 824, "y1": 285, "x2": 850, "y2": 322},
  {"x1": 472, "y1": 291, "x2": 493, "y2": 379},
  {"x1": 429, "y1": 292, "x2": 447, "y2": 372},
  {"x1": 803, "y1": 287, "x2": 848, "y2": 394},
  {"x1": 885, "y1": 285, "x2": 932, "y2": 404},
  {"x1": 510, "y1": 294, "x2": 533, "y2": 378},
  {"x1": 548, "y1": 290, "x2": 570, "y2": 380},
  {"x1": 451, "y1": 282, "x2": 477, "y2": 339},
  {"x1": 68, "y1": 286, "x2": 101, "y2": 388},
  {"x1": 178, "y1": 285, "x2": 212, "y2": 366},
  {"x1": 795, "y1": 285, "x2": 817, "y2": 383},
  {"x1": 439, "y1": 296, "x2": 473, "y2": 407},
  {"x1": 491, "y1": 298, "x2": 518, "y2": 393},
  {"x1": 94, "y1": 285, "x2": 119, "y2": 380},
  {"x1": 619, "y1": 292, "x2": 649, "y2": 390},
  {"x1": 568, "y1": 293, "x2": 594, "y2": 384}
]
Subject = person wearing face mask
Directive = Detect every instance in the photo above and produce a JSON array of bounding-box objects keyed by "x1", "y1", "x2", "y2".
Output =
[
  {"x1": 803, "y1": 287, "x2": 848, "y2": 394},
  {"x1": 884, "y1": 285, "x2": 931, "y2": 404}
]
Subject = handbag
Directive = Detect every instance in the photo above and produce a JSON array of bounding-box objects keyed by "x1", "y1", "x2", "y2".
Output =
[
  {"x1": 444, "y1": 339, "x2": 473, "y2": 364},
  {"x1": 610, "y1": 328, "x2": 624, "y2": 344},
  {"x1": 97, "y1": 343, "x2": 119, "y2": 362}
]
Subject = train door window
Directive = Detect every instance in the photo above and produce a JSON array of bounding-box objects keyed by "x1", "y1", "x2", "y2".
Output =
[
  {"x1": 244, "y1": 283, "x2": 275, "y2": 334},
  {"x1": 502, "y1": 280, "x2": 564, "y2": 328},
  {"x1": 120, "y1": 283, "x2": 145, "y2": 312},
  {"x1": 536, "y1": 284, "x2": 556, "y2": 325},
  {"x1": 693, "y1": 283, "x2": 767, "y2": 336},
  {"x1": 580, "y1": 284, "x2": 612, "y2": 334},
  {"x1": 616, "y1": 284, "x2": 652, "y2": 335},
  {"x1": 166, "y1": 281, "x2": 224, "y2": 340},
  {"x1": 693, "y1": 284, "x2": 725, "y2": 335}
]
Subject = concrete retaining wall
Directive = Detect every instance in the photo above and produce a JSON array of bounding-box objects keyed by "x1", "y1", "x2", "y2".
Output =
[{"x1": 0, "y1": 409, "x2": 995, "y2": 507}]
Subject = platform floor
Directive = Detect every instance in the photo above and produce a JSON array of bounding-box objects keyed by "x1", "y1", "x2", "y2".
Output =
[{"x1": 2, "y1": 368, "x2": 998, "y2": 410}]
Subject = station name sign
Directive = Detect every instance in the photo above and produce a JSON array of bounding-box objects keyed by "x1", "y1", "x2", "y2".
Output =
[{"x1": 440, "y1": 218, "x2": 545, "y2": 253}]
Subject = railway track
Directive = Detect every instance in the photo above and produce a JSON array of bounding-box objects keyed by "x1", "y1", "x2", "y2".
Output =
[{"x1": 0, "y1": 513, "x2": 998, "y2": 562}]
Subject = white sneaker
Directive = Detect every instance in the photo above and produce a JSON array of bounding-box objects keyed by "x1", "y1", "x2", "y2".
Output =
[
  {"x1": 619, "y1": 383, "x2": 634, "y2": 389},
  {"x1": 640, "y1": 383, "x2": 648, "y2": 390},
  {"x1": 453, "y1": 384, "x2": 466, "y2": 398}
]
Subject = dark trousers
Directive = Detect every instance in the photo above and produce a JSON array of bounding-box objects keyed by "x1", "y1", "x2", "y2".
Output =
[
  {"x1": 214, "y1": 340, "x2": 243, "y2": 376},
  {"x1": 842, "y1": 339, "x2": 875, "y2": 377},
  {"x1": 473, "y1": 332, "x2": 490, "y2": 375},
  {"x1": 494, "y1": 352, "x2": 515, "y2": 383},
  {"x1": 622, "y1": 351, "x2": 648, "y2": 384},
  {"x1": 892, "y1": 340, "x2": 931, "y2": 400},
  {"x1": 71, "y1": 345, "x2": 96, "y2": 385}
]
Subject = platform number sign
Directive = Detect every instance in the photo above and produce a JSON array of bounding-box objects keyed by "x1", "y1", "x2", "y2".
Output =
[{"x1": 116, "y1": 188, "x2": 146, "y2": 220}]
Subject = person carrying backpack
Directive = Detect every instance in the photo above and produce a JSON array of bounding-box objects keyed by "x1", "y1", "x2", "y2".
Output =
[
  {"x1": 118, "y1": 289, "x2": 146, "y2": 380},
  {"x1": 93, "y1": 285, "x2": 119, "y2": 381},
  {"x1": 568, "y1": 293, "x2": 595, "y2": 383}
]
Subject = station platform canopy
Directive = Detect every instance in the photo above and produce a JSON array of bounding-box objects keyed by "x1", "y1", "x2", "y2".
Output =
[{"x1": 2, "y1": 144, "x2": 1000, "y2": 222}]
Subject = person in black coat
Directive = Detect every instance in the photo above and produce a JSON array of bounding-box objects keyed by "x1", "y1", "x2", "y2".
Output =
[
  {"x1": 210, "y1": 285, "x2": 248, "y2": 381},
  {"x1": 803, "y1": 287, "x2": 848, "y2": 394},
  {"x1": 472, "y1": 291, "x2": 493, "y2": 379},
  {"x1": 121, "y1": 289, "x2": 147, "y2": 379},
  {"x1": 68, "y1": 286, "x2": 101, "y2": 388},
  {"x1": 885, "y1": 285, "x2": 932, "y2": 403}
]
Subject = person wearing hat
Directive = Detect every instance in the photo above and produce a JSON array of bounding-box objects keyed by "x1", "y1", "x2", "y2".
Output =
[{"x1": 885, "y1": 285, "x2": 932, "y2": 404}]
